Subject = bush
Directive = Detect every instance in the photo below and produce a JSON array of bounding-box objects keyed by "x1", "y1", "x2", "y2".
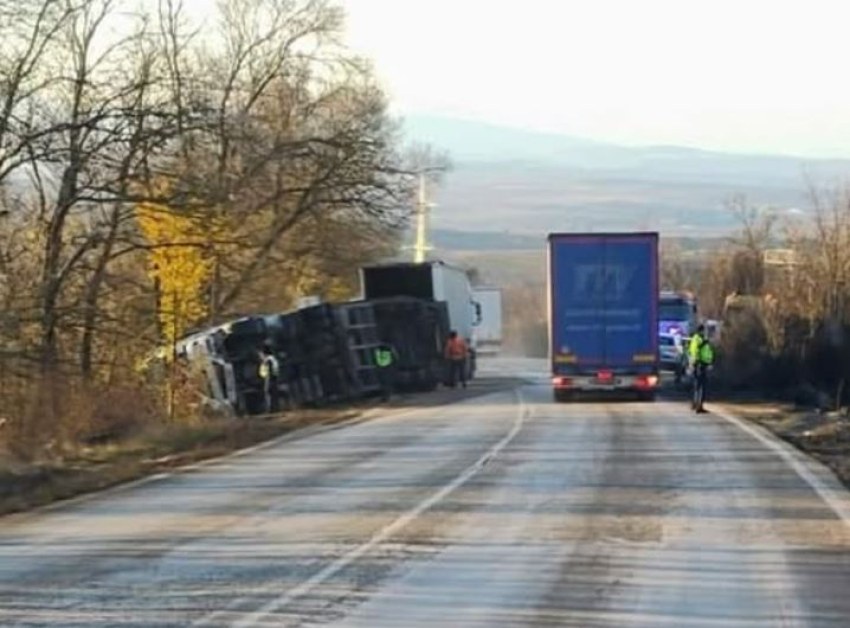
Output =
[
  {"x1": 715, "y1": 309, "x2": 770, "y2": 390},
  {"x1": 0, "y1": 371, "x2": 165, "y2": 462}
]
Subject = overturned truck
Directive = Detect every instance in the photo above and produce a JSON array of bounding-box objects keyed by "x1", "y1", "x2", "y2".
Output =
[
  {"x1": 174, "y1": 296, "x2": 450, "y2": 415},
  {"x1": 366, "y1": 296, "x2": 450, "y2": 392}
]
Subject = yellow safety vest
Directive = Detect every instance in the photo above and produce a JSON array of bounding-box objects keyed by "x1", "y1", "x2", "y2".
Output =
[
  {"x1": 259, "y1": 355, "x2": 279, "y2": 379},
  {"x1": 698, "y1": 341, "x2": 715, "y2": 365},
  {"x1": 688, "y1": 334, "x2": 703, "y2": 362},
  {"x1": 375, "y1": 348, "x2": 393, "y2": 368}
]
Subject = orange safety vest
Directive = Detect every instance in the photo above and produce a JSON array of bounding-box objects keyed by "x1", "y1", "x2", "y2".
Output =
[{"x1": 445, "y1": 337, "x2": 468, "y2": 360}]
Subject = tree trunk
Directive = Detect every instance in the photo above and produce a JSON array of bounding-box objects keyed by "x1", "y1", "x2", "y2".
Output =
[{"x1": 80, "y1": 206, "x2": 121, "y2": 379}]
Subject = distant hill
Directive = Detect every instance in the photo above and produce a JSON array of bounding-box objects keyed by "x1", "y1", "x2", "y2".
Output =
[
  {"x1": 425, "y1": 229, "x2": 543, "y2": 251},
  {"x1": 403, "y1": 115, "x2": 604, "y2": 162},
  {"x1": 401, "y1": 115, "x2": 850, "y2": 240},
  {"x1": 417, "y1": 229, "x2": 725, "y2": 253}
]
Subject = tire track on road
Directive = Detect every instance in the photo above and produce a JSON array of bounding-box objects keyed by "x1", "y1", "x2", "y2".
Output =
[{"x1": 192, "y1": 388, "x2": 530, "y2": 628}]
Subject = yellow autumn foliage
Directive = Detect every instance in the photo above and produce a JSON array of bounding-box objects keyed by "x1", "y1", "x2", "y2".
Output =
[{"x1": 136, "y1": 186, "x2": 214, "y2": 349}]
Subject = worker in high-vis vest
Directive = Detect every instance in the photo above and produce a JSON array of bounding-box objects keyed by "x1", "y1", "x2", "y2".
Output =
[
  {"x1": 444, "y1": 330, "x2": 468, "y2": 389},
  {"x1": 691, "y1": 330, "x2": 715, "y2": 413},
  {"x1": 688, "y1": 324, "x2": 706, "y2": 368},
  {"x1": 373, "y1": 342, "x2": 398, "y2": 401},
  {"x1": 258, "y1": 342, "x2": 281, "y2": 414}
]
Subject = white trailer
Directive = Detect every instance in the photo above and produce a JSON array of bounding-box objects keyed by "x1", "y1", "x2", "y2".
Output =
[
  {"x1": 360, "y1": 261, "x2": 482, "y2": 376},
  {"x1": 472, "y1": 287, "x2": 502, "y2": 355},
  {"x1": 432, "y1": 264, "x2": 481, "y2": 348}
]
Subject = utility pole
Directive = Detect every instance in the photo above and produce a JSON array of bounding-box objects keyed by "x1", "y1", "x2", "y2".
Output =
[{"x1": 413, "y1": 173, "x2": 434, "y2": 263}]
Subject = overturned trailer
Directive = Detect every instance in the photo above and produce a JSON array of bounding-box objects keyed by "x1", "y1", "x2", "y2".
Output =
[
  {"x1": 362, "y1": 296, "x2": 450, "y2": 392},
  {"x1": 173, "y1": 301, "x2": 385, "y2": 415},
  {"x1": 265, "y1": 301, "x2": 385, "y2": 406},
  {"x1": 171, "y1": 294, "x2": 450, "y2": 414}
]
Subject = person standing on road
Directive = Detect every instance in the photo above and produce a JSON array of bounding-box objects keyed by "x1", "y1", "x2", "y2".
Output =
[
  {"x1": 374, "y1": 342, "x2": 398, "y2": 402},
  {"x1": 688, "y1": 325, "x2": 705, "y2": 411},
  {"x1": 258, "y1": 342, "x2": 281, "y2": 414},
  {"x1": 690, "y1": 327, "x2": 715, "y2": 413},
  {"x1": 444, "y1": 331, "x2": 468, "y2": 389}
]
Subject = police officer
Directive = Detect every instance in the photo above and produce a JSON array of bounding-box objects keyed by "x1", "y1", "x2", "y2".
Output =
[
  {"x1": 688, "y1": 324, "x2": 706, "y2": 369},
  {"x1": 689, "y1": 325, "x2": 715, "y2": 413},
  {"x1": 258, "y1": 342, "x2": 280, "y2": 414},
  {"x1": 373, "y1": 342, "x2": 398, "y2": 401}
]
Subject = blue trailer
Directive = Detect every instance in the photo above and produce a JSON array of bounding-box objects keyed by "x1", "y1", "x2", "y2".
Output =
[{"x1": 548, "y1": 232, "x2": 660, "y2": 401}]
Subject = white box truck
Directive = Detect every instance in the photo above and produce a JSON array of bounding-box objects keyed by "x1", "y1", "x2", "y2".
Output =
[
  {"x1": 472, "y1": 287, "x2": 502, "y2": 356},
  {"x1": 360, "y1": 261, "x2": 482, "y2": 378}
]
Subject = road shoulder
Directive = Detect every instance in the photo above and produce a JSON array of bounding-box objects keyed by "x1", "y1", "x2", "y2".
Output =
[
  {"x1": 0, "y1": 376, "x2": 523, "y2": 518},
  {"x1": 710, "y1": 400, "x2": 850, "y2": 522}
]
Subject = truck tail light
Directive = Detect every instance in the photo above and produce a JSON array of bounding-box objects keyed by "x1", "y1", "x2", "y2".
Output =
[
  {"x1": 636, "y1": 375, "x2": 659, "y2": 389},
  {"x1": 597, "y1": 370, "x2": 613, "y2": 382},
  {"x1": 552, "y1": 376, "x2": 572, "y2": 388}
]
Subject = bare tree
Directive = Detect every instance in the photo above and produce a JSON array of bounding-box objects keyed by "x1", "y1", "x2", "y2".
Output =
[
  {"x1": 0, "y1": 0, "x2": 426, "y2": 455},
  {"x1": 158, "y1": 0, "x2": 417, "y2": 317},
  {"x1": 725, "y1": 194, "x2": 777, "y2": 295},
  {"x1": 0, "y1": 0, "x2": 79, "y2": 184}
]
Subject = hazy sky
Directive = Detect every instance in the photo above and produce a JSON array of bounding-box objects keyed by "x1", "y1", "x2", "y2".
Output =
[{"x1": 342, "y1": 0, "x2": 850, "y2": 158}]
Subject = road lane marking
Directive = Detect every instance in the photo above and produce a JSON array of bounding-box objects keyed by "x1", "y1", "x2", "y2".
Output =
[
  {"x1": 710, "y1": 405, "x2": 850, "y2": 526},
  {"x1": 193, "y1": 388, "x2": 529, "y2": 628}
]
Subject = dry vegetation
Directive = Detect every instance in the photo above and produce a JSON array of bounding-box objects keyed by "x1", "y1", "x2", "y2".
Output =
[
  {"x1": 664, "y1": 192, "x2": 850, "y2": 409},
  {"x1": 0, "y1": 406, "x2": 360, "y2": 515},
  {"x1": 0, "y1": 0, "x2": 429, "y2": 477}
]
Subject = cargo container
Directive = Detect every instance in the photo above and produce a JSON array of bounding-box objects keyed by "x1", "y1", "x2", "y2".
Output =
[
  {"x1": 360, "y1": 261, "x2": 481, "y2": 379},
  {"x1": 548, "y1": 232, "x2": 659, "y2": 401},
  {"x1": 472, "y1": 287, "x2": 502, "y2": 356}
]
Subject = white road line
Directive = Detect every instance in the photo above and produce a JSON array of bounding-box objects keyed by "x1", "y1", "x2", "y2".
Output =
[
  {"x1": 193, "y1": 388, "x2": 530, "y2": 628},
  {"x1": 710, "y1": 404, "x2": 850, "y2": 526}
]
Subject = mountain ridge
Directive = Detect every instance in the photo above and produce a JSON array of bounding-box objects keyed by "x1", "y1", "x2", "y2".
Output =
[
  {"x1": 402, "y1": 113, "x2": 850, "y2": 165},
  {"x1": 400, "y1": 114, "x2": 850, "y2": 238}
]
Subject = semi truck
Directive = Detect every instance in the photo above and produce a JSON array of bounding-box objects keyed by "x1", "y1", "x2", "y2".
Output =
[
  {"x1": 548, "y1": 232, "x2": 660, "y2": 401},
  {"x1": 472, "y1": 286, "x2": 503, "y2": 356},
  {"x1": 360, "y1": 261, "x2": 481, "y2": 379},
  {"x1": 659, "y1": 290, "x2": 698, "y2": 337}
]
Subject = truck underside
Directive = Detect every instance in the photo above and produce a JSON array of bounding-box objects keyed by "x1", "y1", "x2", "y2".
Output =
[{"x1": 552, "y1": 369, "x2": 658, "y2": 402}]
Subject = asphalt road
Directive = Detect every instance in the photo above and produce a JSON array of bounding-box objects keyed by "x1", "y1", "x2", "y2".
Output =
[{"x1": 1, "y1": 358, "x2": 849, "y2": 627}]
